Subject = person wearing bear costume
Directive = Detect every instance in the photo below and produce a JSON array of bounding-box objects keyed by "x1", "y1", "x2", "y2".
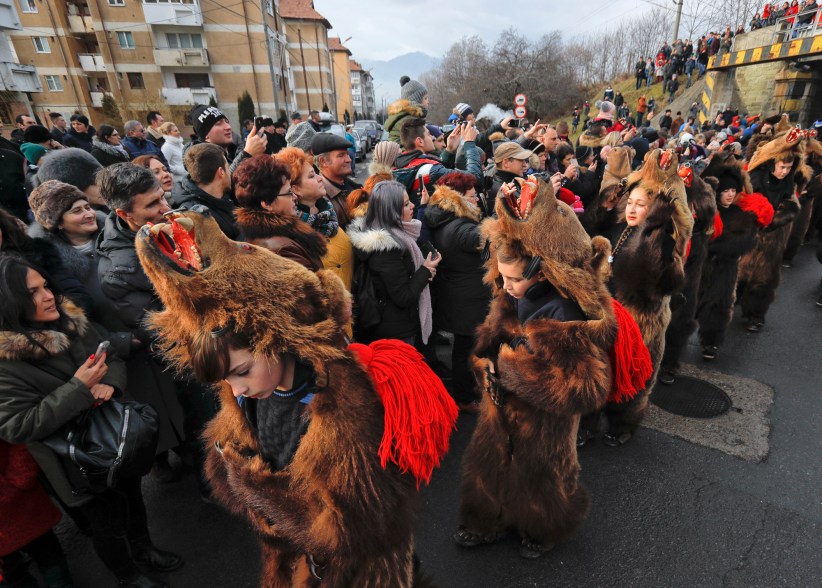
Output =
[
  {"x1": 452, "y1": 175, "x2": 651, "y2": 558},
  {"x1": 135, "y1": 208, "x2": 457, "y2": 587}
]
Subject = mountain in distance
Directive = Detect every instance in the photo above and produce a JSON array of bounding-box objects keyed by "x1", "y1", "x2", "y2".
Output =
[{"x1": 360, "y1": 51, "x2": 440, "y2": 112}]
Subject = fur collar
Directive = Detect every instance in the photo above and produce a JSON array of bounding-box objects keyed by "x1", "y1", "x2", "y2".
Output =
[
  {"x1": 0, "y1": 299, "x2": 88, "y2": 361},
  {"x1": 234, "y1": 207, "x2": 327, "y2": 259},
  {"x1": 346, "y1": 216, "x2": 402, "y2": 253},
  {"x1": 387, "y1": 99, "x2": 425, "y2": 117},
  {"x1": 429, "y1": 185, "x2": 481, "y2": 222}
]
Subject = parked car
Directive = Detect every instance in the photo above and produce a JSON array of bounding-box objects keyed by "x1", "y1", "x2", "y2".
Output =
[
  {"x1": 350, "y1": 128, "x2": 367, "y2": 161},
  {"x1": 354, "y1": 120, "x2": 381, "y2": 150}
]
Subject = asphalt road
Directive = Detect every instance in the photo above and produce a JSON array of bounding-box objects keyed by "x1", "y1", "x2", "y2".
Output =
[{"x1": 53, "y1": 157, "x2": 822, "y2": 586}]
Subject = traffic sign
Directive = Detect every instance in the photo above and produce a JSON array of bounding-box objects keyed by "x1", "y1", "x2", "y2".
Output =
[
  {"x1": 514, "y1": 93, "x2": 527, "y2": 106},
  {"x1": 514, "y1": 105, "x2": 527, "y2": 118}
]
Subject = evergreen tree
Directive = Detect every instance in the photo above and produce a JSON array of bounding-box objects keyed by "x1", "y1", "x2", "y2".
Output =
[
  {"x1": 237, "y1": 91, "x2": 256, "y2": 124},
  {"x1": 101, "y1": 93, "x2": 123, "y2": 128},
  {"x1": 208, "y1": 94, "x2": 219, "y2": 108}
]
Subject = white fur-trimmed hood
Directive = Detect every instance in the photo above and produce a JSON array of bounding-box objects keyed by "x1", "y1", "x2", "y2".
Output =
[{"x1": 346, "y1": 216, "x2": 403, "y2": 254}]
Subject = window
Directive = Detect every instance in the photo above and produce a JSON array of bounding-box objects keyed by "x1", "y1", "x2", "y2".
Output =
[
  {"x1": 44, "y1": 75, "x2": 63, "y2": 91},
  {"x1": 265, "y1": 0, "x2": 273, "y2": 16},
  {"x1": 33, "y1": 37, "x2": 50, "y2": 53},
  {"x1": 19, "y1": 0, "x2": 37, "y2": 13},
  {"x1": 166, "y1": 33, "x2": 203, "y2": 49},
  {"x1": 127, "y1": 72, "x2": 145, "y2": 89},
  {"x1": 174, "y1": 72, "x2": 210, "y2": 88},
  {"x1": 116, "y1": 31, "x2": 135, "y2": 49},
  {"x1": 108, "y1": 0, "x2": 125, "y2": 5}
]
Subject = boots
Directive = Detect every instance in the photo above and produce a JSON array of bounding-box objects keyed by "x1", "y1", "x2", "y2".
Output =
[{"x1": 129, "y1": 538, "x2": 183, "y2": 574}]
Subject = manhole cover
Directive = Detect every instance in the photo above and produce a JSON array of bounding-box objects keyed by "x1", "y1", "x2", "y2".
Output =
[{"x1": 650, "y1": 375, "x2": 732, "y2": 418}]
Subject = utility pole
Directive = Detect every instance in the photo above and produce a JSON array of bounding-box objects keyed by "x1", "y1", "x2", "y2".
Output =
[
  {"x1": 298, "y1": 29, "x2": 311, "y2": 112},
  {"x1": 672, "y1": 0, "x2": 684, "y2": 42}
]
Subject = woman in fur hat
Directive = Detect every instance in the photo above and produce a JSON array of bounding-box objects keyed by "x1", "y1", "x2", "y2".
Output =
[
  {"x1": 696, "y1": 160, "x2": 773, "y2": 359},
  {"x1": 135, "y1": 209, "x2": 457, "y2": 586},
  {"x1": 737, "y1": 127, "x2": 807, "y2": 332},
  {"x1": 595, "y1": 149, "x2": 692, "y2": 446},
  {"x1": 424, "y1": 171, "x2": 491, "y2": 413},
  {"x1": 581, "y1": 146, "x2": 633, "y2": 236},
  {"x1": 233, "y1": 155, "x2": 327, "y2": 272}
]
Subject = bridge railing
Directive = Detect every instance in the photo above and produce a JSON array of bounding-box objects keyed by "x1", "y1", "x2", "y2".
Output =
[{"x1": 770, "y1": 9, "x2": 821, "y2": 44}]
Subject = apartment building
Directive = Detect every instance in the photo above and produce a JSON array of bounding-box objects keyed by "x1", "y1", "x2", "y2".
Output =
[
  {"x1": 349, "y1": 58, "x2": 374, "y2": 120},
  {"x1": 279, "y1": 0, "x2": 332, "y2": 117},
  {"x1": 0, "y1": 0, "x2": 41, "y2": 123},
  {"x1": 9, "y1": 0, "x2": 296, "y2": 130},
  {"x1": 327, "y1": 35, "x2": 352, "y2": 124}
]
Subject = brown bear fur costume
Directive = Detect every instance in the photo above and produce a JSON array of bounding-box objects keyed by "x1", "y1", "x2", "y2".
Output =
[
  {"x1": 135, "y1": 210, "x2": 450, "y2": 587},
  {"x1": 784, "y1": 133, "x2": 822, "y2": 264},
  {"x1": 457, "y1": 176, "x2": 617, "y2": 551},
  {"x1": 601, "y1": 149, "x2": 692, "y2": 440},
  {"x1": 737, "y1": 128, "x2": 808, "y2": 326}
]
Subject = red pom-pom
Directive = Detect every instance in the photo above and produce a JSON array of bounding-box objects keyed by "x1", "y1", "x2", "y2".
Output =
[
  {"x1": 608, "y1": 300, "x2": 653, "y2": 403},
  {"x1": 556, "y1": 187, "x2": 577, "y2": 206},
  {"x1": 737, "y1": 192, "x2": 775, "y2": 227},
  {"x1": 712, "y1": 211, "x2": 724, "y2": 240}
]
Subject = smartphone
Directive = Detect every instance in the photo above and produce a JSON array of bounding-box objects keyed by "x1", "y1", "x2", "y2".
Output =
[
  {"x1": 510, "y1": 119, "x2": 524, "y2": 128},
  {"x1": 91, "y1": 341, "x2": 110, "y2": 366},
  {"x1": 254, "y1": 116, "x2": 264, "y2": 129},
  {"x1": 420, "y1": 241, "x2": 439, "y2": 260},
  {"x1": 570, "y1": 158, "x2": 578, "y2": 167}
]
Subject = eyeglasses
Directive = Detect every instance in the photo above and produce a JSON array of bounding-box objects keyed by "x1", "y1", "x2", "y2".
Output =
[{"x1": 277, "y1": 189, "x2": 293, "y2": 198}]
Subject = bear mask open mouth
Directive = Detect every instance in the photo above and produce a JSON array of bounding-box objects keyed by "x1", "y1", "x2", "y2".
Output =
[
  {"x1": 499, "y1": 176, "x2": 538, "y2": 221},
  {"x1": 140, "y1": 212, "x2": 207, "y2": 274}
]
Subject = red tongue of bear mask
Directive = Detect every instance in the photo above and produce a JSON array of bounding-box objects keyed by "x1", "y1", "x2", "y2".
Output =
[{"x1": 500, "y1": 176, "x2": 538, "y2": 220}]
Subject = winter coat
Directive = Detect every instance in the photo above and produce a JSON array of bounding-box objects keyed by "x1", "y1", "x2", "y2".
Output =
[
  {"x1": 90, "y1": 136, "x2": 130, "y2": 167},
  {"x1": 384, "y1": 99, "x2": 425, "y2": 145},
  {"x1": 160, "y1": 135, "x2": 186, "y2": 182},
  {"x1": 322, "y1": 228, "x2": 354, "y2": 291},
  {"x1": 0, "y1": 147, "x2": 28, "y2": 221},
  {"x1": 0, "y1": 441, "x2": 62, "y2": 556},
  {"x1": 320, "y1": 175, "x2": 360, "y2": 231},
  {"x1": 423, "y1": 185, "x2": 490, "y2": 335},
  {"x1": 50, "y1": 126, "x2": 66, "y2": 145},
  {"x1": 27, "y1": 214, "x2": 131, "y2": 352},
  {"x1": 489, "y1": 169, "x2": 523, "y2": 205},
  {"x1": 174, "y1": 176, "x2": 242, "y2": 240},
  {"x1": 121, "y1": 136, "x2": 167, "y2": 165},
  {"x1": 61, "y1": 128, "x2": 93, "y2": 152},
  {"x1": 393, "y1": 150, "x2": 458, "y2": 206},
  {"x1": 0, "y1": 300, "x2": 127, "y2": 504},
  {"x1": 348, "y1": 217, "x2": 432, "y2": 342},
  {"x1": 96, "y1": 213, "x2": 184, "y2": 453},
  {"x1": 235, "y1": 207, "x2": 326, "y2": 271}
]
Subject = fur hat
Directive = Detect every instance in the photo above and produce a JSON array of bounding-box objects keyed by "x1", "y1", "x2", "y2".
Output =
[
  {"x1": 599, "y1": 147, "x2": 633, "y2": 194},
  {"x1": 400, "y1": 76, "x2": 428, "y2": 106},
  {"x1": 747, "y1": 126, "x2": 805, "y2": 173},
  {"x1": 29, "y1": 180, "x2": 88, "y2": 232},
  {"x1": 36, "y1": 147, "x2": 102, "y2": 192},
  {"x1": 717, "y1": 173, "x2": 742, "y2": 193},
  {"x1": 23, "y1": 125, "x2": 52, "y2": 144},
  {"x1": 190, "y1": 104, "x2": 228, "y2": 140},
  {"x1": 702, "y1": 150, "x2": 753, "y2": 194},
  {"x1": 285, "y1": 121, "x2": 317, "y2": 153}
]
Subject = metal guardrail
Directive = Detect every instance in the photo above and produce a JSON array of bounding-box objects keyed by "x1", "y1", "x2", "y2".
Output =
[{"x1": 770, "y1": 9, "x2": 821, "y2": 44}]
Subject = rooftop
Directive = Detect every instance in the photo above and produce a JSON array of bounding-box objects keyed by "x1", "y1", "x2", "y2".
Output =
[
  {"x1": 279, "y1": 0, "x2": 331, "y2": 28},
  {"x1": 328, "y1": 36, "x2": 351, "y2": 55}
]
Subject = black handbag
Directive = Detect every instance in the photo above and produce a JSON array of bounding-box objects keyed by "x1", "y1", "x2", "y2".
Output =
[
  {"x1": 40, "y1": 396, "x2": 159, "y2": 492},
  {"x1": 351, "y1": 260, "x2": 385, "y2": 332}
]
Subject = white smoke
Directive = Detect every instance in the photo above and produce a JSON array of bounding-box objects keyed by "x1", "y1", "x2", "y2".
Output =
[{"x1": 475, "y1": 103, "x2": 514, "y2": 125}]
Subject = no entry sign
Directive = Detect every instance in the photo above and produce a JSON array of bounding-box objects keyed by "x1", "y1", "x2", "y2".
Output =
[
  {"x1": 514, "y1": 93, "x2": 527, "y2": 106},
  {"x1": 514, "y1": 105, "x2": 527, "y2": 118}
]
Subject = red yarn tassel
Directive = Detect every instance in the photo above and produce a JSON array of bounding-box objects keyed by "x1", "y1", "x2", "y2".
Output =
[
  {"x1": 737, "y1": 192, "x2": 775, "y2": 227},
  {"x1": 556, "y1": 187, "x2": 577, "y2": 206},
  {"x1": 711, "y1": 211, "x2": 724, "y2": 240},
  {"x1": 348, "y1": 340, "x2": 458, "y2": 488},
  {"x1": 608, "y1": 300, "x2": 653, "y2": 403}
]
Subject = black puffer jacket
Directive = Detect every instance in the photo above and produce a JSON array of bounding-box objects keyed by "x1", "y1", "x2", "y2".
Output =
[
  {"x1": 424, "y1": 185, "x2": 490, "y2": 335},
  {"x1": 347, "y1": 217, "x2": 431, "y2": 342}
]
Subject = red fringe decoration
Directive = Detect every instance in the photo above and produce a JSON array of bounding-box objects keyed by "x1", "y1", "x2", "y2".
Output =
[
  {"x1": 348, "y1": 340, "x2": 458, "y2": 488},
  {"x1": 712, "y1": 211, "x2": 724, "y2": 240},
  {"x1": 684, "y1": 239, "x2": 691, "y2": 260},
  {"x1": 608, "y1": 300, "x2": 653, "y2": 404},
  {"x1": 737, "y1": 192, "x2": 775, "y2": 227},
  {"x1": 556, "y1": 187, "x2": 577, "y2": 206}
]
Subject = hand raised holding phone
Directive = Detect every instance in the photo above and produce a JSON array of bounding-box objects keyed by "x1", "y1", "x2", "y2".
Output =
[{"x1": 75, "y1": 341, "x2": 109, "y2": 390}]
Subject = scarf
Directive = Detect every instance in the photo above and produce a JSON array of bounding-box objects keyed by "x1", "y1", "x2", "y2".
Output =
[
  {"x1": 92, "y1": 136, "x2": 129, "y2": 159},
  {"x1": 297, "y1": 197, "x2": 339, "y2": 238},
  {"x1": 390, "y1": 219, "x2": 432, "y2": 344},
  {"x1": 163, "y1": 134, "x2": 183, "y2": 147}
]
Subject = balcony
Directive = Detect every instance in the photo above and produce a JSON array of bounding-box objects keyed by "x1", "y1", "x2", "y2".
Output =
[
  {"x1": 0, "y1": 0, "x2": 21, "y2": 31},
  {"x1": 68, "y1": 14, "x2": 94, "y2": 34},
  {"x1": 90, "y1": 90, "x2": 112, "y2": 107},
  {"x1": 0, "y1": 62, "x2": 41, "y2": 92},
  {"x1": 78, "y1": 53, "x2": 106, "y2": 72},
  {"x1": 142, "y1": 0, "x2": 202, "y2": 27},
  {"x1": 152, "y1": 47, "x2": 208, "y2": 67},
  {"x1": 161, "y1": 86, "x2": 216, "y2": 105}
]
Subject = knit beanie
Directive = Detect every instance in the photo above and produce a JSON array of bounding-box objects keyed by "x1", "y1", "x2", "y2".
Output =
[
  {"x1": 373, "y1": 140, "x2": 400, "y2": 168},
  {"x1": 285, "y1": 121, "x2": 317, "y2": 153},
  {"x1": 23, "y1": 125, "x2": 52, "y2": 144},
  {"x1": 29, "y1": 180, "x2": 88, "y2": 232},
  {"x1": 400, "y1": 76, "x2": 428, "y2": 105},
  {"x1": 36, "y1": 147, "x2": 102, "y2": 192},
  {"x1": 575, "y1": 145, "x2": 593, "y2": 163},
  {"x1": 453, "y1": 103, "x2": 473, "y2": 119},
  {"x1": 190, "y1": 104, "x2": 228, "y2": 140},
  {"x1": 20, "y1": 143, "x2": 47, "y2": 165},
  {"x1": 596, "y1": 101, "x2": 616, "y2": 122},
  {"x1": 426, "y1": 124, "x2": 443, "y2": 139}
]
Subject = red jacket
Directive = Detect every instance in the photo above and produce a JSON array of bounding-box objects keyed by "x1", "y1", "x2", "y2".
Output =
[{"x1": 0, "y1": 441, "x2": 61, "y2": 556}]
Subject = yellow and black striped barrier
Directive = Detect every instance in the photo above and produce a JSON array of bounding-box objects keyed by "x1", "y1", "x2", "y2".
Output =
[{"x1": 708, "y1": 34, "x2": 822, "y2": 70}]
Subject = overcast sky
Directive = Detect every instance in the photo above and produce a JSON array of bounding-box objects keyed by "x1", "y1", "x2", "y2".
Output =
[{"x1": 314, "y1": 0, "x2": 653, "y2": 62}]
